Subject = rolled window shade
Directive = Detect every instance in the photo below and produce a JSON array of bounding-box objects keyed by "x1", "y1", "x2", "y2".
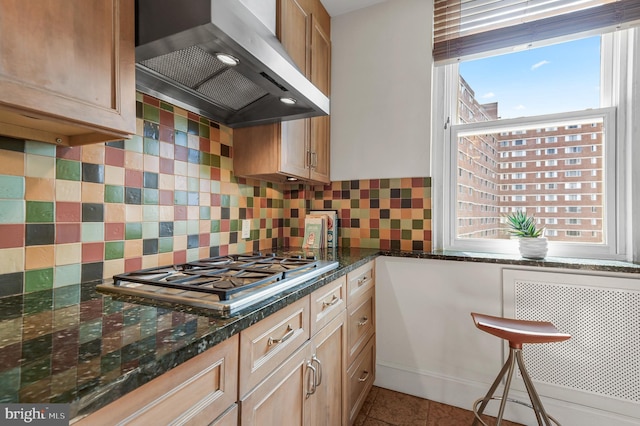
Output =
[{"x1": 434, "y1": 0, "x2": 640, "y2": 63}]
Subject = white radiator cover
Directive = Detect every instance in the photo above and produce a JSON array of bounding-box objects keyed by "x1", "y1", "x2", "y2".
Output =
[{"x1": 503, "y1": 269, "x2": 640, "y2": 418}]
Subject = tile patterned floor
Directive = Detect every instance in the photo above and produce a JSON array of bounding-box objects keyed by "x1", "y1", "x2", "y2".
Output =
[{"x1": 355, "y1": 386, "x2": 524, "y2": 426}]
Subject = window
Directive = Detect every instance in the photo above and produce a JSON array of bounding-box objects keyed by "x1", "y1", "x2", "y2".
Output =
[
  {"x1": 513, "y1": 162, "x2": 525, "y2": 168},
  {"x1": 565, "y1": 146, "x2": 583, "y2": 153},
  {"x1": 513, "y1": 139, "x2": 526, "y2": 146},
  {"x1": 546, "y1": 218, "x2": 557, "y2": 224},
  {"x1": 433, "y1": 30, "x2": 636, "y2": 260}
]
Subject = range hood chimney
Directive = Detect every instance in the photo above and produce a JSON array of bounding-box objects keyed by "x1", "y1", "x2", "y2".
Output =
[{"x1": 135, "y1": 0, "x2": 329, "y2": 128}]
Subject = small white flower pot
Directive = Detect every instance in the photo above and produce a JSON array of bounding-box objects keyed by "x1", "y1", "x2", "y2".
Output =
[{"x1": 518, "y1": 237, "x2": 548, "y2": 259}]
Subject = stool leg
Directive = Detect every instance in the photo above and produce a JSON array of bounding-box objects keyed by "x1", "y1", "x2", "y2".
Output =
[
  {"x1": 515, "y1": 350, "x2": 555, "y2": 426},
  {"x1": 472, "y1": 348, "x2": 517, "y2": 426}
]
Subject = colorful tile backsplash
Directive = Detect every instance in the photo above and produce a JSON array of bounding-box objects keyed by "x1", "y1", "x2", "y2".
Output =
[{"x1": 0, "y1": 93, "x2": 432, "y2": 297}]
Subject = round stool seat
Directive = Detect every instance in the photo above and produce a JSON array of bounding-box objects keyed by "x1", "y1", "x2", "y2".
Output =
[{"x1": 471, "y1": 312, "x2": 571, "y2": 349}]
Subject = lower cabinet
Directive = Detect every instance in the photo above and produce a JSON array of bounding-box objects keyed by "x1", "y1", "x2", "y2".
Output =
[
  {"x1": 240, "y1": 294, "x2": 347, "y2": 425},
  {"x1": 73, "y1": 263, "x2": 376, "y2": 426},
  {"x1": 346, "y1": 335, "x2": 376, "y2": 425},
  {"x1": 345, "y1": 260, "x2": 376, "y2": 425},
  {"x1": 74, "y1": 334, "x2": 239, "y2": 425},
  {"x1": 306, "y1": 310, "x2": 347, "y2": 426}
]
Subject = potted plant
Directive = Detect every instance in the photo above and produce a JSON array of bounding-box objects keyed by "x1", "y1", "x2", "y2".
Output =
[{"x1": 504, "y1": 211, "x2": 548, "y2": 259}]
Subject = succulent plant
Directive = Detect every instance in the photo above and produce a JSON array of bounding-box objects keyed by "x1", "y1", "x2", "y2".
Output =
[{"x1": 504, "y1": 211, "x2": 544, "y2": 238}]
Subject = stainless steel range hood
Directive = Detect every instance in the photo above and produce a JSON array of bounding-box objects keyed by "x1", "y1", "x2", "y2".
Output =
[{"x1": 135, "y1": 0, "x2": 330, "y2": 128}]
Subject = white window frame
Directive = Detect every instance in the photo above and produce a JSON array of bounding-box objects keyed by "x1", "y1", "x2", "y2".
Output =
[{"x1": 431, "y1": 30, "x2": 639, "y2": 261}]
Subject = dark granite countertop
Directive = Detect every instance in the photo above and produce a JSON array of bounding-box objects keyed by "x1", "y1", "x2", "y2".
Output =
[
  {"x1": 3, "y1": 246, "x2": 638, "y2": 421},
  {"x1": 380, "y1": 249, "x2": 640, "y2": 274},
  {"x1": 0, "y1": 247, "x2": 379, "y2": 420}
]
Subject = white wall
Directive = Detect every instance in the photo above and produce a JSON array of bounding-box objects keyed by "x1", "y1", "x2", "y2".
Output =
[
  {"x1": 330, "y1": 0, "x2": 432, "y2": 181},
  {"x1": 375, "y1": 257, "x2": 640, "y2": 426}
]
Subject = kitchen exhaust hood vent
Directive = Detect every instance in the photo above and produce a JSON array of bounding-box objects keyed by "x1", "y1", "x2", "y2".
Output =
[{"x1": 135, "y1": 0, "x2": 329, "y2": 128}]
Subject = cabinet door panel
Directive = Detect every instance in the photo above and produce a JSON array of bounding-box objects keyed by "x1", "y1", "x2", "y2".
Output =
[
  {"x1": 277, "y1": 0, "x2": 311, "y2": 73},
  {"x1": 280, "y1": 119, "x2": 310, "y2": 179},
  {"x1": 240, "y1": 343, "x2": 311, "y2": 426},
  {"x1": 310, "y1": 115, "x2": 330, "y2": 183},
  {"x1": 0, "y1": 0, "x2": 135, "y2": 145},
  {"x1": 310, "y1": 15, "x2": 331, "y2": 96},
  {"x1": 308, "y1": 310, "x2": 347, "y2": 426}
]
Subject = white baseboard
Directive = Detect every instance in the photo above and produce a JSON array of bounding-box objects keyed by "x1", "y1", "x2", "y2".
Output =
[{"x1": 375, "y1": 361, "x2": 640, "y2": 426}]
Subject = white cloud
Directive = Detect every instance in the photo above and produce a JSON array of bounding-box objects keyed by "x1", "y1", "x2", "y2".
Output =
[
  {"x1": 515, "y1": 104, "x2": 526, "y2": 110},
  {"x1": 481, "y1": 92, "x2": 495, "y2": 99},
  {"x1": 531, "y1": 60, "x2": 550, "y2": 70}
]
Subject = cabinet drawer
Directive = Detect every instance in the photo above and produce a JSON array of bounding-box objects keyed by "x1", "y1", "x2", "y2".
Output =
[
  {"x1": 310, "y1": 275, "x2": 346, "y2": 336},
  {"x1": 347, "y1": 335, "x2": 375, "y2": 425},
  {"x1": 239, "y1": 296, "x2": 310, "y2": 397},
  {"x1": 347, "y1": 287, "x2": 375, "y2": 366},
  {"x1": 74, "y1": 334, "x2": 239, "y2": 426},
  {"x1": 346, "y1": 261, "x2": 375, "y2": 306}
]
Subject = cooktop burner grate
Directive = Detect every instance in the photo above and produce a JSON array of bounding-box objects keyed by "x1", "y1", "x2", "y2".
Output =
[{"x1": 112, "y1": 254, "x2": 321, "y2": 301}]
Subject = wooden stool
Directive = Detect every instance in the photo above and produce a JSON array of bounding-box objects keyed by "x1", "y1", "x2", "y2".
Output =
[{"x1": 471, "y1": 312, "x2": 571, "y2": 426}]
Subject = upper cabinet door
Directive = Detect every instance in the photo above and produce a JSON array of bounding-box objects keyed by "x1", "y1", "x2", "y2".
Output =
[
  {"x1": 277, "y1": 0, "x2": 311, "y2": 74},
  {"x1": 310, "y1": 13, "x2": 331, "y2": 96},
  {"x1": 0, "y1": 0, "x2": 136, "y2": 146}
]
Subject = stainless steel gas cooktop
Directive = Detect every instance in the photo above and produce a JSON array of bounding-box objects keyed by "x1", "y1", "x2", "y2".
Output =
[{"x1": 97, "y1": 253, "x2": 338, "y2": 314}]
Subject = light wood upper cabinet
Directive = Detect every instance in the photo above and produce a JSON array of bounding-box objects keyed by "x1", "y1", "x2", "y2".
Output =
[
  {"x1": 0, "y1": 0, "x2": 136, "y2": 146},
  {"x1": 234, "y1": 0, "x2": 331, "y2": 184}
]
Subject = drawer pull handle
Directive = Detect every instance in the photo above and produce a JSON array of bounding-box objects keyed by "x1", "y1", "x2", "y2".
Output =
[
  {"x1": 357, "y1": 316, "x2": 369, "y2": 327},
  {"x1": 268, "y1": 325, "x2": 294, "y2": 346},
  {"x1": 358, "y1": 370, "x2": 370, "y2": 382},
  {"x1": 306, "y1": 360, "x2": 317, "y2": 398},
  {"x1": 357, "y1": 276, "x2": 368, "y2": 286},
  {"x1": 322, "y1": 294, "x2": 339, "y2": 308},
  {"x1": 311, "y1": 354, "x2": 323, "y2": 386}
]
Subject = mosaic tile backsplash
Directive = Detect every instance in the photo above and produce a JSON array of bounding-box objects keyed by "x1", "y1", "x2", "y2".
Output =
[{"x1": 0, "y1": 93, "x2": 432, "y2": 297}]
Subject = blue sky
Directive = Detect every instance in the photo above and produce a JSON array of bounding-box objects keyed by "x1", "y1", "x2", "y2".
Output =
[{"x1": 459, "y1": 36, "x2": 601, "y2": 119}]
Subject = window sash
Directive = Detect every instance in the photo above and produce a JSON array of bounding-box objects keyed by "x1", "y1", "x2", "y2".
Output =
[
  {"x1": 445, "y1": 107, "x2": 618, "y2": 258},
  {"x1": 433, "y1": 0, "x2": 640, "y2": 63}
]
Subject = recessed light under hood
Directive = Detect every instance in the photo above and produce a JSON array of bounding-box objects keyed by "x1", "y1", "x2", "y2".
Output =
[{"x1": 135, "y1": 0, "x2": 330, "y2": 128}]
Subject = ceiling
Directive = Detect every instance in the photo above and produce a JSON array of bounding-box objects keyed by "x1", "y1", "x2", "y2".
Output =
[{"x1": 320, "y1": 0, "x2": 387, "y2": 16}]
